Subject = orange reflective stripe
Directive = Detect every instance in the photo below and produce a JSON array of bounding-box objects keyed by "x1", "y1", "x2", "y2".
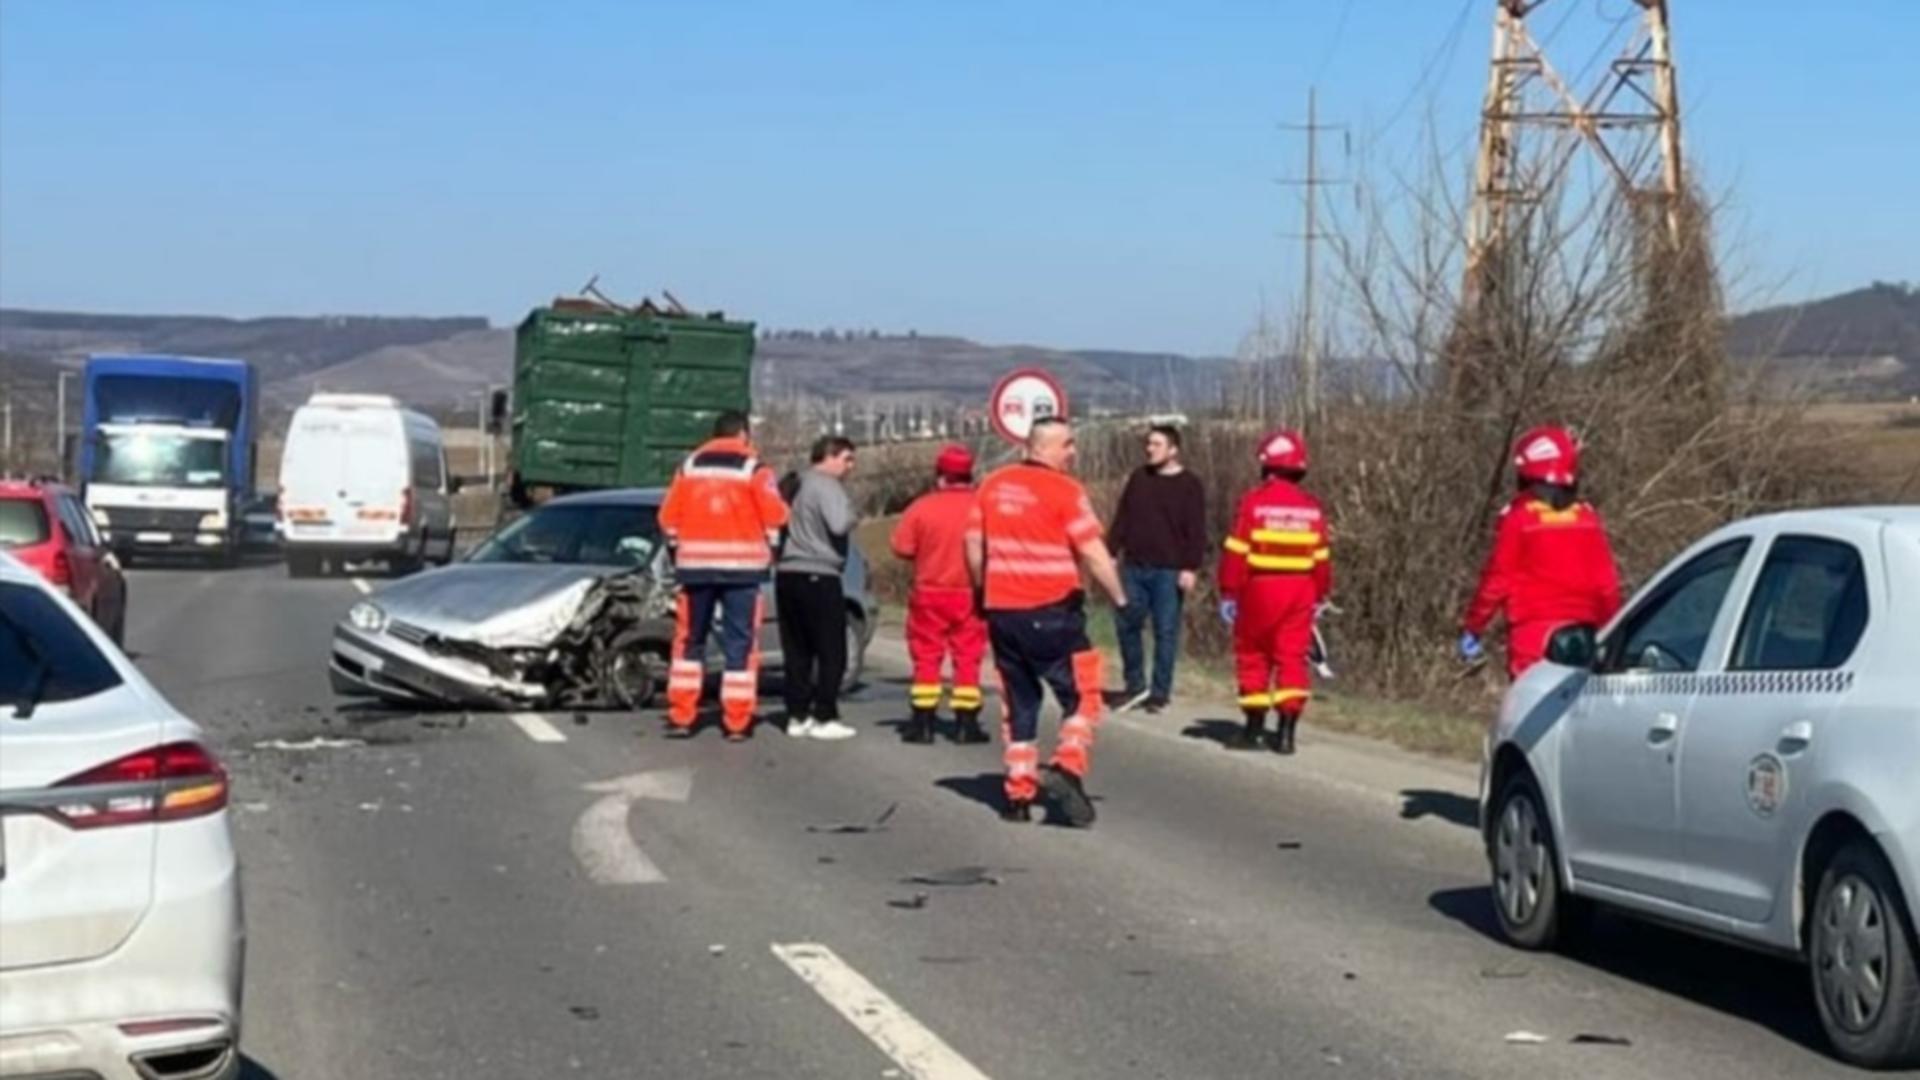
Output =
[{"x1": 1247, "y1": 554, "x2": 1316, "y2": 572}]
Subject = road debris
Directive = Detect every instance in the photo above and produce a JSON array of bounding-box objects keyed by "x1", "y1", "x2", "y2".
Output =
[
  {"x1": 569, "y1": 1005, "x2": 600, "y2": 1021},
  {"x1": 1571, "y1": 1034, "x2": 1633, "y2": 1047},
  {"x1": 887, "y1": 893, "x2": 931, "y2": 911},
  {"x1": 708, "y1": 944, "x2": 727, "y2": 957},
  {"x1": 1504, "y1": 1031, "x2": 1550, "y2": 1045},
  {"x1": 253, "y1": 736, "x2": 366, "y2": 751},
  {"x1": 902, "y1": 866, "x2": 1000, "y2": 887},
  {"x1": 1479, "y1": 966, "x2": 1531, "y2": 980},
  {"x1": 1276, "y1": 840, "x2": 1304, "y2": 850},
  {"x1": 808, "y1": 802, "x2": 900, "y2": 834}
]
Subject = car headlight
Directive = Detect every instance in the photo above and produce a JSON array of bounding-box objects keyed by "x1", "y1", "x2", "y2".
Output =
[
  {"x1": 90, "y1": 507, "x2": 111, "y2": 527},
  {"x1": 200, "y1": 510, "x2": 228, "y2": 531},
  {"x1": 348, "y1": 601, "x2": 388, "y2": 633}
]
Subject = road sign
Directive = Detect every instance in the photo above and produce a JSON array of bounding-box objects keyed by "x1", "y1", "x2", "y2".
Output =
[{"x1": 988, "y1": 368, "x2": 1068, "y2": 446}]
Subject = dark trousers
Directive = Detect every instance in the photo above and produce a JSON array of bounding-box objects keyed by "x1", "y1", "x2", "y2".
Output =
[
  {"x1": 679, "y1": 583, "x2": 761, "y2": 669},
  {"x1": 1116, "y1": 564, "x2": 1184, "y2": 699},
  {"x1": 776, "y1": 571, "x2": 848, "y2": 720},
  {"x1": 987, "y1": 599, "x2": 1096, "y2": 746}
]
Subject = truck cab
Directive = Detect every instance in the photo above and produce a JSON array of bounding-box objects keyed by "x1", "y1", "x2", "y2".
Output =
[{"x1": 80, "y1": 355, "x2": 256, "y2": 566}]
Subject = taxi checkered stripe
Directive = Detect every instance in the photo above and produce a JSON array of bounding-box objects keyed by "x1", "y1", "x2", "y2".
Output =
[{"x1": 1582, "y1": 670, "x2": 1855, "y2": 697}]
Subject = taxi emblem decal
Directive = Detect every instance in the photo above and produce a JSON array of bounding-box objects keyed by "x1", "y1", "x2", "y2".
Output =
[{"x1": 1746, "y1": 753, "x2": 1787, "y2": 818}]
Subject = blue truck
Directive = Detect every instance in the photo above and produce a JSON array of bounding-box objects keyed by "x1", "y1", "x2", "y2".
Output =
[{"x1": 80, "y1": 354, "x2": 257, "y2": 565}]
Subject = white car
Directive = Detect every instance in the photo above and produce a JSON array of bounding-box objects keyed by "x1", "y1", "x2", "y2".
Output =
[
  {"x1": 1481, "y1": 506, "x2": 1920, "y2": 1069},
  {"x1": 0, "y1": 551, "x2": 244, "y2": 1080}
]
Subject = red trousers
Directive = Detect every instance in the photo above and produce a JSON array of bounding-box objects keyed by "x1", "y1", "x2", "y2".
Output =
[
  {"x1": 1233, "y1": 575, "x2": 1317, "y2": 715},
  {"x1": 1505, "y1": 620, "x2": 1562, "y2": 681},
  {"x1": 906, "y1": 588, "x2": 988, "y2": 713}
]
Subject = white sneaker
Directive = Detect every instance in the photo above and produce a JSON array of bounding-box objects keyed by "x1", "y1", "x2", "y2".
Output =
[
  {"x1": 808, "y1": 719, "x2": 858, "y2": 741},
  {"x1": 786, "y1": 717, "x2": 817, "y2": 738}
]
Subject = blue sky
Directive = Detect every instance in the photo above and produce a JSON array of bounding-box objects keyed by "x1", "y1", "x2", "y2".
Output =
[{"x1": 1, "y1": 0, "x2": 1913, "y2": 355}]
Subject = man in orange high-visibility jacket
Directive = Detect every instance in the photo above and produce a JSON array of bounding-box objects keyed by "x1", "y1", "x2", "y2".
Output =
[
  {"x1": 1218, "y1": 429, "x2": 1331, "y2": 756},
  {"x1": 1461, "y1": 425, "x2": 1622, "y2": 680},
  {"x1": 966, "y1": 417, "x2": 1129, "y2": 827},
  {"x1": 892, "y1": 444, "x2": 990, "y2": 746},
  {"x1": 657, "y1": 411, "x2": 790, "y2": 741}
]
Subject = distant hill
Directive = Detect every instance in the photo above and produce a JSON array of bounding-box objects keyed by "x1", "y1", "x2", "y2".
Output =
[
  {"x1": 1726, "y1": 282, "x2": 1920, "y2": 397},
  {"x1": 0, "y1": 309, "x2": 490, "y2": 386}
]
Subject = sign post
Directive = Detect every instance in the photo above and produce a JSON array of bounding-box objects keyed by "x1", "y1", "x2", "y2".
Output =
[{"x1": 987, "y1": 368, "x2": 1068, "y2": 446}]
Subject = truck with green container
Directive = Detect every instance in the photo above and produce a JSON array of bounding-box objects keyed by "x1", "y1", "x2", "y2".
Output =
[{"x1": 498, "y1": 301, "x2": 755, "y2": 510}]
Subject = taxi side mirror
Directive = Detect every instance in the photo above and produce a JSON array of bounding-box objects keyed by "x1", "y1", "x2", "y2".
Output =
[{"x1": 1546, "y1": 624, "x2": 1599, "y2": 669}]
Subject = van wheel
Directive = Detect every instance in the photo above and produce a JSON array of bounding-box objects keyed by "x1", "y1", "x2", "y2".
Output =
[
  {"x1": 1811, "y1": 841, "x2": 1920, "y2": 1069},
  {"x1": 1488, "y1": 772, "x2": 1584, "y2": 951}
]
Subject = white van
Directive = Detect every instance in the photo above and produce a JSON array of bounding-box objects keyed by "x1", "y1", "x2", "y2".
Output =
[{"x1": 277, "y1": 394, "x2": 459, "y2": 577}]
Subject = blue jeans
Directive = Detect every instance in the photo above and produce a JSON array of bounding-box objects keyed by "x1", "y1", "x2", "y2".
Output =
[{"x1": 1117, "y1": 565, "x2": 1183, "y2": 699}]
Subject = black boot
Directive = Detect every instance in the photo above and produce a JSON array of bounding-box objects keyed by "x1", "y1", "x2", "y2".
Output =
[
  {"x1": 1000, "y1": 797, "x2": 1034, "y2": 823},
  {"x1": 1269, "y1": 711, "x2": 1299, "y2": 755},
  {"x1": 952, "y1": 709, "x2": 990, "y2": 745},
  {"x1": 903, "y1": 708, "x2": 937, "y2": 744},
  {"x1": 1225, "y1": 708, "x2": 1267, "y2": 751},
  {"x1": 1041, "y1": 765, "x2": 1097, "y2": 828}
]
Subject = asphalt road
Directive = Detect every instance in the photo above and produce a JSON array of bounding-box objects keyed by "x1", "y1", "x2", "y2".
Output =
[{"x1": 120, "y1": 559, "x2": 1890, "y2": 1079}]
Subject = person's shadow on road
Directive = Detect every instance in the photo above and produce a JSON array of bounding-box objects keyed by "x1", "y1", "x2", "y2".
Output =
[
  {"x1": 1399, "y1": 788, "x2": 1479, "y2": 829},
  {"x1": 934, "y1": 772, "x2": 1005, "y2": 815},
  {"x1": 1178, "y1": 719, "x2": 1245, "y2": 748},
  {"x1": 1428, "y1": 886, "x2": 1831, "y2": 1055}
]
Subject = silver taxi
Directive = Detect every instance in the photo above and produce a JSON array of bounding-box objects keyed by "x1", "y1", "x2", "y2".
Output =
[{"x1": 1481, "y1": 506, "x2": 1920, "y2": 1069}]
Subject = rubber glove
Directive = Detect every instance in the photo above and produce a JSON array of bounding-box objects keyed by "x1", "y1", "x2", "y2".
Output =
[
  {"x1": 1219, "y1": 599, "x2": 1238, "y2": 626},
  {"x1": 1458, "y1": 631, "x2": 1485, "y2": 663}
]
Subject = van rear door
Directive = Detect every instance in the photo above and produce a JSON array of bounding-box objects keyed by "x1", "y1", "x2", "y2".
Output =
[{"x1": 281, "y1": 407, "x2": 407, "y2": 544}]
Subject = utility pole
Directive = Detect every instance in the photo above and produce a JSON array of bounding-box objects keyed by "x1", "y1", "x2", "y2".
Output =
[
  {"x1": 55, "y1": 371, "x2": 71, "y2": 481},
  {"x1": 1279, "y1": 86, "x2": 1347, "y2": 419}
]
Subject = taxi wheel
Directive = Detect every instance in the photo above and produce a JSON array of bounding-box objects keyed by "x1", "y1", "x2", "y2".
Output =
[
  {"x1": 1489, "y1": 773, "x2": 1576, "y2": 951},
  {"x1": 1811, "y1": 841, "x2": 1920, "y2": 1069}
]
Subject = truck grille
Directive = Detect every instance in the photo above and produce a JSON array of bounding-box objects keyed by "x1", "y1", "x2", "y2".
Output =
[{"x1": 105, "y1": 507, "x2": 208, "y2": 532}]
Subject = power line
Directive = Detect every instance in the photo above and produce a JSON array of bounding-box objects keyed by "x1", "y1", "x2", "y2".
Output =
[{"x1": 1278, "y1": 86, "x2": 1350, "y2": 419}]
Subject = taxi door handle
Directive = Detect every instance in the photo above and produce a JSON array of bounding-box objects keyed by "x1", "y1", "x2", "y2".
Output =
[
  {"x1": 1778, "y1": 721, "x2": 1814, "y2": 756},
  {"x1": 1648, "y1": 712, "x2": 1680, "y2": 745}
]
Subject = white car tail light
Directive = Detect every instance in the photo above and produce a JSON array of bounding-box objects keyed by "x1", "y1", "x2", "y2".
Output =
[{"x1": 45, "y1": 741, "x2": 229, "y2": 829}]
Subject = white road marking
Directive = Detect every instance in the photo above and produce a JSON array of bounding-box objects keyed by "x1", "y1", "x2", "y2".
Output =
[
  {"x1": 571, "y1": 769, "x2": 692, "y2": 885},
  {"x1": 509, "y1": 711, "x2": 568, "y2": 744},
  {"x1": 350, "y1": 577, "x2": 372, "y2": 595},
  {"x1": 771, "y1": 942, "x2": 991, "y2": 1080}
]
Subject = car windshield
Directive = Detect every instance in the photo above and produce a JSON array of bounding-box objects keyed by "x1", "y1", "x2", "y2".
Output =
[
  {"x1": 93, "y1": 431, "x2": 227, "y2": 488},
  {"x1": 0, "y1": 499, "x2": 50, "y2": 548},
  {"x1": 467, "y1": 504, "x2": 661, "y2": 568},
  {"x1": 0, "y1": 582, "x2": 124, "y2": 711}
]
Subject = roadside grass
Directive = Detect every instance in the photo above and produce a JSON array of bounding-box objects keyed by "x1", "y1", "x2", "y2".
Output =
[{"x1": 1079, "y1": 608, "x2": 1488, "y2": 761}]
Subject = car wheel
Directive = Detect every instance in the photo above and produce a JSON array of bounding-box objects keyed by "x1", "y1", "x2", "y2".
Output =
[
  {"x1": 109, "y1": 602, "x2": 127, "y2": 647},
  {"x1": 1811, "y1": 840, "x2": 1920, "y2": 1069},
  {"x1": 840, "y1": 613, "x2": 867, "y2": 693},
  {"x1": 598, "y1": 631, "x2": 664, "y2": 709},
  {"x1": 1489, "y1": 772, "x2": 1580, "y2": 951}
]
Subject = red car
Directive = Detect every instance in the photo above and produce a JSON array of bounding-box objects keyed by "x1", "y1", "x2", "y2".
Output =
[{"x1": 0, "y1": 479, "x2": 128, "y2": 644}]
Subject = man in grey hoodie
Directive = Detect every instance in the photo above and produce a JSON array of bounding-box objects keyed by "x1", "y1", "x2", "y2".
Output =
[{"x1": 777, "y1": 436, "x2": 859, "y2": 739}]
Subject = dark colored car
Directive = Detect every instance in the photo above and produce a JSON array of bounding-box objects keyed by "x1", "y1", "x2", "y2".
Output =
[{"x1": 0, "y1": 479, "x2": 129, "y2": 644}]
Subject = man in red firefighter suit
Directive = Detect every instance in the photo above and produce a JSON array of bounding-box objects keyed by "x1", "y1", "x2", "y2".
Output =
[
  {"x1": 1218, "y1": 429, "x2": 1330, "y2": 755},
  {"x1": 891, "y1": 444, "x2": 991, "y2": 746},
  {"x1": 657, "y1": 411, "x2": 790, "y2": 741},
  {"x1": 966, "y1": 417, "x2": 1129, "y2": 827},
  {"x1": 1460, "y1": 425, "x2": 1623, "y2": 680}
]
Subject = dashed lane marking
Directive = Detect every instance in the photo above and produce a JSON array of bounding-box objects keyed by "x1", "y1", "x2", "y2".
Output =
[
  {"x1": 772, "y1": 942, "x2": 991, "y2": 1079},
  {"x1": 509, "y1": 712, "x2": 568, "y2": 744},
  {"x1": 350, "y1": 577, "x2": 372, "y2": 595}
]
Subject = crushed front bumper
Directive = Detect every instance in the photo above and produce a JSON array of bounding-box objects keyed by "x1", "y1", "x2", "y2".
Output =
[{"x1": 329, "y1": 625, "x2": 533, "y2": 710}]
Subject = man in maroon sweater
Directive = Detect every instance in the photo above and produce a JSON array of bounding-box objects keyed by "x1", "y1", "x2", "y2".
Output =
[{"x1": 1108, "y1": 425, "x2": 1208, "y2": 713}]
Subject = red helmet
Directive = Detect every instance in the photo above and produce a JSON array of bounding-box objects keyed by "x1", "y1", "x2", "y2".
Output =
[
  {"x1": 1258, "y1": 429, "x2": 1309, "y2": 472},
  {"x1": 934, "y1": 443, "x2": 975, "y2": 479},
  {"x1": 1512, "y1": 425, "x2": 1579, "y2": 486}
]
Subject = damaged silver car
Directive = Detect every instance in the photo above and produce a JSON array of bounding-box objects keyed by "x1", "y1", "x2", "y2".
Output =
[{"x1": 329, "y1": 488, "x2": 876, "y2": 710}]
